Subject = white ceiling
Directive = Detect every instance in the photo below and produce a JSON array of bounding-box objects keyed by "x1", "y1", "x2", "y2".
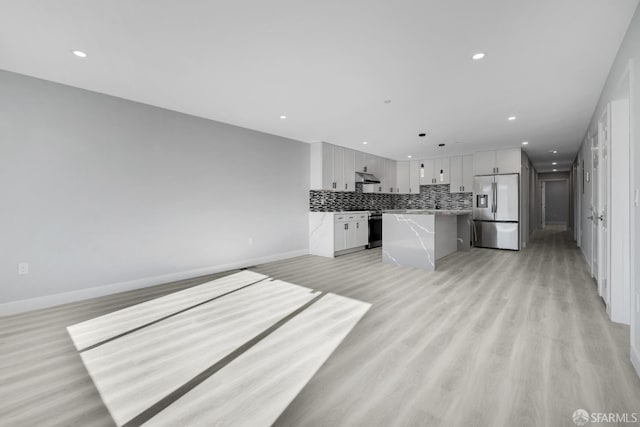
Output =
[{"x1": 1, "y1": 0, "x2": 637, "y2": 173}]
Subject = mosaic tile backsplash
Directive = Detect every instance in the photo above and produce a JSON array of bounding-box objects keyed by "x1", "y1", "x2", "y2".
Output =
[{"x1": 309, "y1": 183, "x2": 472, "y2": 212}]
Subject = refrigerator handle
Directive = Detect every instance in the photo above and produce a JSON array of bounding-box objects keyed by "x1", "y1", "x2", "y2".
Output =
[
  {"x1": 492, "y1": 182, "x2": 497, "y2": 213},
  {"x1": 494, "y1": 181, "x2": 498, "y2": 213}
]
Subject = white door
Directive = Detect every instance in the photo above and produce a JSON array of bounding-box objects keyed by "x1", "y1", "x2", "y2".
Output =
[
  {"x1": 473, "y1": 150, "x2": 496, "y2": 175},
  {"x1": 396, "y1": 161, "x2": 410, "y2": 193},
  {"x1": 541, "y1": 181, "x2": 546, "y2": 228},
  {"x1": 597, "y1": 107, "x2": 610, "y2": 305},
  {"x1": 322, "y1": 143, "x2": 334, "y2": 190},
  {"x1": 495, "y1": 148, "x2": 521, "y2": 174},
  {"x1": 334, "y1": 219, "x2": 347, "y2": 251},
  {"x1": 355, "y1": 216, "x2": 368, "y2": 247},
  {"x1": 434, "y1": 157, "x2": 450, "y2": 184},
  {"x1": 409, "y1": 160, "x2": 421, "y2": 193},
  {"x1": 333, "y1": 146, "x2": 345, "y2": 192},
  {"x1": 385, "y1": 159, "x2": 397, "y2": 193},
  {"x1": 462, "y1": 155, "x2": 474, "y2": 192},
  {"x1": 591, "y1": 133, "x2": 599, "y2": 281},
  {"x1": 343, "y1": 149, "x2": 355, "y2": 192},
  {"x1": 420, "y1": 159, "x2": 436, "y2": 185},
  {"x1": 449, "y1": 156, "x2": 463, "y2": 193}
]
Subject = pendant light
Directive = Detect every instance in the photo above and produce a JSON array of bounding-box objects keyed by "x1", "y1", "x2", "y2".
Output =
[
  {"x1": 420, "y1": 163, "x2": 425, "y2": 178},
  {"x1": 438, "y1": 143, "x2": 445, "y2": 182}
]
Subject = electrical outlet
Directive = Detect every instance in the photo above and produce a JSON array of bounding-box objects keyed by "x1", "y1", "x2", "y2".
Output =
[{"x1": 18, "y1": 262, "x2": 29, "y2": 275}]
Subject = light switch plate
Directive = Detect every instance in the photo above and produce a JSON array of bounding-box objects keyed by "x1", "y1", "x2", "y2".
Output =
[{"x1": 18, "y1": 262, "x2": 29, "y2": 275}]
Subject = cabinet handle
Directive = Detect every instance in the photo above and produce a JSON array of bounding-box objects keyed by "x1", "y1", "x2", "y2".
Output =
[
  {"x1": 344, "y1": 223, "x2": 348, "y2": 230},
  {"x1": 496, "y1": 167, "x2": 499, "y2": 173},
  {"x1": 356, "y1": 222, "x2": 359, "y2": 229}
]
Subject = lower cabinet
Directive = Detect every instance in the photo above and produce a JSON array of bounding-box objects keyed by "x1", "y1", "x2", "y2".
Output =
[{"x1": 334, "y1": 213, "x2": 368, "y2": 252}]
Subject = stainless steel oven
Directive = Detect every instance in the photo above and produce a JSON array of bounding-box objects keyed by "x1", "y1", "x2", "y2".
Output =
[{"x1": 368, "y1": 212, "x2": 382, "y2": 248}]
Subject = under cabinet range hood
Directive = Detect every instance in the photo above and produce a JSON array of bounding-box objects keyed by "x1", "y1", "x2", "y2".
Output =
[{"x1": 355, "y1": 171, "x2": 381, "y2": 184}]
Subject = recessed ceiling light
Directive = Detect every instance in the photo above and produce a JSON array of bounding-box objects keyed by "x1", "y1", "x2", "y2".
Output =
[
  {"x1": 508, "y1": 116, "x2": 517, "y2": 121},
  {"x1": 552, "y1": 150, "x2": 558, "y2": 154},
  {"x1": 72, "y1": 50, "x2": 87, "y2": 58},
  {"x1": 522, "y1": 141, "x2": 529, "y2": 145},
  {"x1": 552, "y1": 162, "x2": 557, "y2": 165},
  {"x1": 279, "y1": 115, "x2": 287, "y2": 119},
  {"x1": 407, "y1": 155, "x2": 412, "y2": 158},
  {"x1": 362, "y1": 141, "x2": 368, "y2": 145},
  {"x1": 553, "y1": 169, "x2": 558, "y2": 172},
  {"x1": 472, "y1": 52, "x2": 486, "y2": 60}
]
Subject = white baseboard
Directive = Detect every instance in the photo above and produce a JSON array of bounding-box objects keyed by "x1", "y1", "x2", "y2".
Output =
[
  {"x1": 0, "y1": 249, "x2": 309, "y2": 316},
  {"x1": 632, "y1": 345, "x2": 640, "y2": 380}
]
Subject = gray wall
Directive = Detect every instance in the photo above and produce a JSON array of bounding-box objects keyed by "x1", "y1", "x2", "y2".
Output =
[
  {"x1": 573, "y1": 4, "x2": 640, "y2": 365},
  {"x1": 0, "y1": 71, "x2": 310, "y2": 310},
  {"x1": 544, "y1": 180, "x2": 569, "y2": 225}
]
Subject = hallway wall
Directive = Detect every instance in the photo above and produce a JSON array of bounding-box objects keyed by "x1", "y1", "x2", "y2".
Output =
[{"x1": 573, "y1": 3, "x2": 640, "y2": 375}]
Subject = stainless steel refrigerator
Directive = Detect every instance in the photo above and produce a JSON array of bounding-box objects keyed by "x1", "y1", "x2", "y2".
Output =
[{"x1": 472, "y1": 173, "x2": 519, "y2": 250}]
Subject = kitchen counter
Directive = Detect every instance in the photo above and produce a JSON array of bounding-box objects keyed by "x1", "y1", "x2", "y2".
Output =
[
  {"x1": 382, "y1": 211, "x2": 472, "y2": 271},
  {"x1": 382, "y1": 209, "x2": 472, "y2": 216}
]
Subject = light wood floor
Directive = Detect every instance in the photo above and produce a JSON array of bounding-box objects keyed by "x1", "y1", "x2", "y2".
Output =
[{"x1": 2, "y1": 228, "x2": 639, "y2": 426}]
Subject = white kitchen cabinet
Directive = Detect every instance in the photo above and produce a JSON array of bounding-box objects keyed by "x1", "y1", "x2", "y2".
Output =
[
  {"x1": 353, "y1": 214, "x2": 369, "y2": 248},
  {"x1": 396, "y1": 161, "x2": 410, "y2": 193},
  {"x1": 473, "y1": 148, "x2": 521, "y2": 175},
  {"x1": 309, "y1": 212, "x2": 369, "y2": 257},
  {"x1": 354, "y1": 150, "x2": 365, "y2": 173},
  {"x1": 385, "y1": 159, "x2": 397, "y2": 193},
  {"x1": 434, "y1": 158, "x2": 450, "y2": 185},
  {"x1": 343, "y1": 149, "x2": 356, "y2": 191},
  {"x1": 334, "y1": 213, "x2": 368, "y2": 252},
  {"x1": 409, "y1": 160, "x2": 421, "y2": 193},
  {"x1": 364, "y1": 155, "x2": 386, "y2": 193},
  {"x1": 333, "y1": 145, "x2": 344, "y2": 191},
  {"x1": 495, "y1": 148, "x2": 521, "y2": 173},
  {"x1": 449, "y1": 154, "x2": 473, "y2": 193},
  {"x1": 419, "y1": 159, "x2": 435, "y2": 185},
  {"x1": 334, "y1": 217, "x2": 347, "y2": 252},
  {"x1": 462, "y1": 154, "x2": 473, "y2": 191},
  {"x1": 397, "y1": 160, "x2": 421, "y2": 194},
  {"x1": 419, "y1": 158, "x2": 449, "y2": 185},
  {"x1": 309, "y1": 142, "x2": 356, "y2": 191}
]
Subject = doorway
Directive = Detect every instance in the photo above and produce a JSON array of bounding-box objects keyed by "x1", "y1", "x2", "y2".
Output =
[{"x1": 542, "y1": 180, "x2": 569, "y2": 229}]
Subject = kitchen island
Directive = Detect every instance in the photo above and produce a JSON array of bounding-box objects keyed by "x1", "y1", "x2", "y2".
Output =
[{"x1": 382, "y1": 210, "x2": 472, "y2": 271}]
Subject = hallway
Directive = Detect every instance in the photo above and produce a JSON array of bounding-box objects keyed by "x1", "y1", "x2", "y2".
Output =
[{"x1": 1, "y1": 229, "x2": 639, "y2": 426}]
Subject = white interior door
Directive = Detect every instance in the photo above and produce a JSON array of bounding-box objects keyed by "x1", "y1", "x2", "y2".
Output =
[
  {"x1": 541, "y1": 182, "x2": 546, "y2": 228},
  {"x1": 597, "y1": 107, "x2": 610, "y2": 304},
  {"x1": 591, "y1": 134, "x2": 599, "y2": 281}
]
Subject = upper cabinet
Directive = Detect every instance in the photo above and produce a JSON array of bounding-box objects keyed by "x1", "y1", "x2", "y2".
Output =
[
  {"x1": 473, "y1": 148, "x2": 521, "y2": 175},
  {"x1": 397, "y1": 160, "x2": 421, "y2": 194},
  {"x1": 385, "y1": 159, "x2": 397, "y2": 193},
  {"x1": 310, "y1": 142, "x2": 356, "y2": 191},
  {"x1": 311, "y1": 141, "x2": 521, "y2": 194},
  {"x1": 409, "y1": 160, "x2": 421, "y2": 194},
  {"x1": 396, "y1": 161, "x2": 410, "y2": 193},
  {"x1": 420, "y1": 158, "x2": 450, "y2": 185},
  {"x1": 450, "y1": 155, "x2": 473, "y2": 193}
]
